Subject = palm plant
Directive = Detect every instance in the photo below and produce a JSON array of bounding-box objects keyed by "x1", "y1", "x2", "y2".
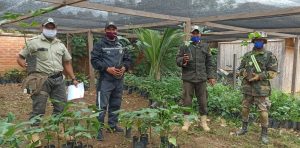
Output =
[{"x1": 135, "y1": 28, "x2": 184, "y2": 80}]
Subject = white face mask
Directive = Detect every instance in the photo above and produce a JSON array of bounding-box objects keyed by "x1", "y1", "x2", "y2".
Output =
[{"x1": 42, "y1": 28, "x2": 57, "y2": 38}]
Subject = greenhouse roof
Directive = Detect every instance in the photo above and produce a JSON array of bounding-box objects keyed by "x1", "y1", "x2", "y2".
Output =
[{"x1": 1, "y1": 0, "x2": 300, "y2": 40}]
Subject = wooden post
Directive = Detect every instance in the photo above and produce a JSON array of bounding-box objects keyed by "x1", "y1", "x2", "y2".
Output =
[
  {"x1": 233, "y1": 54, "x2": 237, "y2": 89},
  {"x1": 291, "y1": 36, "x2": 299, "y2": 95},
  {"x1": 184, "y1": 20, "x2": 191, "y2": 41},
  {"x1": 217, "y1": 43, "x2": 221, "y2": 69},
  {"x1": 87, "y1": 30, "x2": 95, "y2": 89},
  {"x1": 66, "y1": 33, "x2": 71, "y2": 52}
]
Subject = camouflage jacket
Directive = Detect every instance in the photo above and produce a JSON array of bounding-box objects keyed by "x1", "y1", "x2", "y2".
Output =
[
  {"x1": 176, "y1": 42, "x2": 216, "y2": 83},
  {"x1": 239, "y1": 48, "x2": 278, "y2": 96}
]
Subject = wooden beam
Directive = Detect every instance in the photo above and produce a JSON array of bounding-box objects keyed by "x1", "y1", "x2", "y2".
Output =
[
  {"x1": 192, "y1": 6, "x2": 300, "y2": 23},
  {"x1": 202, "y1": 22, "x2": 297, "y2": 38},
  {"x1": 0, "y1": 33, "x2": 36, "y2": 37},
  {"x1": 261, "y1": 28, "x2": 300, "y2": 33},
  {"x1": 1, "y1": 0, "x2": 86, "y2": 26},
  {"x1": 206, "y1": 31, "x2": 244, "y2": 35},
  {"x1": 91, "y1": 21, "x2": 180, "y2": 32},
  {"x1": 118, "y1": 21, "x2": 180, "y2": 30},
  {"x1": 87, "y1": 30, "x2": 95, "y2": 89},
  {"x1": 291, "y1": 36, "x2": 299, "y2": 95},
  {"x1": 184, "y1": 20, "x2": 191, "y2": 41},
  {"x1": 37, "y1": 0, "x2": 190, "y2": 21}
]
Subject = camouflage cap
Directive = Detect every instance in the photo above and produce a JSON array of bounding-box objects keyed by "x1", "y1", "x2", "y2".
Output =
[
  {"x1": 43, "y1": 18, "x2": 56, "y2": 27},
  {"x1": 250, "y1": 31, "x2": 267, "y2": 43}
]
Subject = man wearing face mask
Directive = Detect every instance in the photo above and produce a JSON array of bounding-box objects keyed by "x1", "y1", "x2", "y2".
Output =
[
  {"x1": 17, "y1": 18, "x2": 78, "y2": 146},
  {"x1": 236, "y1": 32, "x2": 278, "y2": 144},
  {"x1": 91, "y1": 22, "x2": 131, "y2": 141},
  {"x1": 176, "y1": 25, "x2": 216, "y2": 132}
]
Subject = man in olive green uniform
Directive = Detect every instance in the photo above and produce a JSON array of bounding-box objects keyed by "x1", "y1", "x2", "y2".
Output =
[
  {"x1": 176, "y1": 25, "x2": 216, "y2": 132},
  {"x1": 236, "y1": 32, "x2": 278, "y2": 144},
  {"x1": 17, "y1": 18, "x2": 78, "y2": 146}
]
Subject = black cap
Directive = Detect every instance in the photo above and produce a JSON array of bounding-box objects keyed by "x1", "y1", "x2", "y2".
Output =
[{"x1": 105, "y1": 21, "x2": 117, "y2": 29}]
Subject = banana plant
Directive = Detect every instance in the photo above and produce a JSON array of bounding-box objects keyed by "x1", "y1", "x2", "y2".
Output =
[{"x1": 135, "y1": 28, "x2": 184, "y2": 80}]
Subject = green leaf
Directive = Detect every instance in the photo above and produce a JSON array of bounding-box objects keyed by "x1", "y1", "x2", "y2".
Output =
[{"x1": 7, "y1": 112, "x2": 16, "y2": 123}]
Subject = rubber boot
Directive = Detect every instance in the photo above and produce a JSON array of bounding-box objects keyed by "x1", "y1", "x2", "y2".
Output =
[
  {"x1": 182, "y1": 116, "x2": 191, "y2": 131},
  {"x1": 97, "y1": 129, "x2": 104, "y2": 141},
  {"x1": 236, "y1": 122, "x2": 248, "y2": 135},
  {"x1": 200, "y1": 115, "x2": 210, "y2": 131},
  {"x1": 31, "y1": 133, "x2": 42, "y2": 147},
  {"x1": 58, "y1": 124, "x2": 74, "y2": 141},
  {"x1": 261, "y1": 127, "x2": 269, "y2": 144}
]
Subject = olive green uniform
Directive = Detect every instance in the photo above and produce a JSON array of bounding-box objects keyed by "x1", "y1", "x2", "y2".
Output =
[
  {"x1": 238, "y1": 48, "x2": 278, "y2": 127},
  {"x1": 176, "y1": 42, "x2": 216, "y2": 115},
  {"x1": 20, "y1": 34, "x2": 72, "y2": 124}
]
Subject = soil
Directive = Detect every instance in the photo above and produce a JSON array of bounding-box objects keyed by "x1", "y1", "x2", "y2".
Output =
[{"x1": 0, "y1": 84, "x2": 299, "y2": 148}]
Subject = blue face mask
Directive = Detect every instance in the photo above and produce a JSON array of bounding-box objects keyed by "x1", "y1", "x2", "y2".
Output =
[
  {"x1": 254, "y1": 41, "x2": 264, "y2": 49},
  {"x1": 191, "y1": 36, "x2": 201, "y2": 43}
]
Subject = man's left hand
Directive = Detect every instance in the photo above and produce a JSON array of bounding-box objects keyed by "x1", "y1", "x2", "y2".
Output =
[{"x1": 208, "y1": 79, "x2": 216, "y2": 86}]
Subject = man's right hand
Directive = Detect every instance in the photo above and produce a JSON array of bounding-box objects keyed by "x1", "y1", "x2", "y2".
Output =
[{"x1": 183, "y1": 54, "x2": 189, "y2": 66}]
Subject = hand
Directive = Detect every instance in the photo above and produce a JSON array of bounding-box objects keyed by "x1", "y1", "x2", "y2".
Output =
[
  {"x1": 72, "y1": 79, "x2": 79, "y2": 87},
  {"x1": 107, "y1": 67, "x2": 120, "y2": 77},
  {"x1": 242, "y1": 70, "x2": 247, "y2": 77},
  {"x1": 183, "y1": 54, "x2": 189, "y2": 66},
  {"x1": 115, "y1": 66, "x2": 126, "y2": 77},
  {"x1": 208, "y1": 79, "x2": 216, "y2": 86},
  {"x1": 248, "y1": 73, "x2": 261, "y2": 82},
  {"x1": 21, "y1": 61, "x2": 28, "y2": 68}
]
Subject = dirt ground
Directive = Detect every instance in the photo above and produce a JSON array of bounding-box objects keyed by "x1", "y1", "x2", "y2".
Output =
[{"x1": 0, "y1": 84, "x2": 300, "y2": 148}]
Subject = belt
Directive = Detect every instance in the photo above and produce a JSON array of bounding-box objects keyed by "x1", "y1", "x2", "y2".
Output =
[{"x1": 48, "y1": 72, "x2": 62, "y2": 79}]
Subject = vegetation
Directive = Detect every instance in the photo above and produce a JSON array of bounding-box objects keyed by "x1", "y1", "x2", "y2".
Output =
[
  {"x1": 135, "y1": 28, "x2": 184, "y2": 80},
  {"x1": 0, "y1": 102, "x2": 99, "y2": 148}
]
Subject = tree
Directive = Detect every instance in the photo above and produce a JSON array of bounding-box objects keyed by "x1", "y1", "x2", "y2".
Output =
[{"x1": 135, "y1": 28, "x2": 184, "y2": 80}]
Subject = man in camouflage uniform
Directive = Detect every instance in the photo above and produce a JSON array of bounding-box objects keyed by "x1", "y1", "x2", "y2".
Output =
[
  {"x1": 17, "y1": 18, "x2": 78, "y2": 146},
  {"x1": 236, "y1": 32, "x2": 278, "y2": 144},
  {"x1": 176, "y1": 25, "x2": 216, "y2": 132}
]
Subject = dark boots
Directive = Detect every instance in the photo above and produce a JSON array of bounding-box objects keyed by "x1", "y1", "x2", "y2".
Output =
[
  {"x1": 97, "y1": 129, "x2": 104, "y2": 141},
  {"x1": 236, "y1": 122, "x2": 248, "y2": 135},
  {"x1": 261, "y1": 127, "x2": 269, "y2": 144}
]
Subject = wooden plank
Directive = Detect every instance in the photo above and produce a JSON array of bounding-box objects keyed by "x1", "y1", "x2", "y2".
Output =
[
  {"x1": 37, "y1": 0, "x2": 190, "y2": 21},
  {"x1": 192, "y1": 6, "x2": 300, "y2": 23},
  {"x1": 87, "y1": 30, "x2": 95, "y2": 89},
  {"x1": 278, "y1": 39, "x2": 286, "y2": 90},
  {"x1": 291, "y1": 37, "x2": 299, "y2": 95},
  {"x1": 203, "y1": 22, "x2": 297, "y2": 38},
  {"x1": 1, "y1": 0, "x2": 86, "y2": 26}
]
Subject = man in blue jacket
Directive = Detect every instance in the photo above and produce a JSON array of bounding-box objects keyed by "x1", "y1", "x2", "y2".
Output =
[{"x1": 91, "y1": 22, "x2": 131, "y2": 141}]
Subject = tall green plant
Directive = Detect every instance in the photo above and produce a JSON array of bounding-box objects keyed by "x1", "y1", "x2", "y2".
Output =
[{"x1": 135, "y1": 28, "x2": 184, "y2": 80}]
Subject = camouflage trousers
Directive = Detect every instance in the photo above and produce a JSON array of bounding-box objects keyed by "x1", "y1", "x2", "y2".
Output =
[
  {"x1": 30, "y1": 75, "x2": 66, "y2": 125},
  {"x1": 241, "y1": 94, "x2": 271, "y2": 127},
  {"x1": 182, "y1": 81, "x2": 207, "y2": 115}
]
